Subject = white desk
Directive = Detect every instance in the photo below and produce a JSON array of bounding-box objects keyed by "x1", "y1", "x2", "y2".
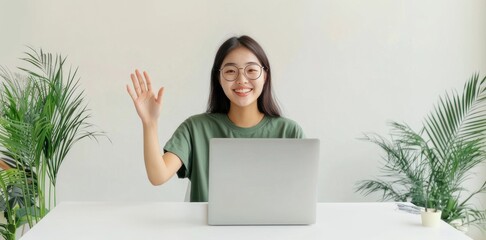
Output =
[{"x1": 20, "y1": 202, "x2": 471, "y2": 240}]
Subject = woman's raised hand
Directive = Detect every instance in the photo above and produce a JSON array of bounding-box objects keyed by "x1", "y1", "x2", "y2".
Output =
[{"x1": 126, "y1": 70, "x2": 165, "y2": 125}]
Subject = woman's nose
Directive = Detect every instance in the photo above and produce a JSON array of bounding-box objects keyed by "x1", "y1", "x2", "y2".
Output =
[{"x1": 235, "y1": 68, "x2": 248, "y2": 84}]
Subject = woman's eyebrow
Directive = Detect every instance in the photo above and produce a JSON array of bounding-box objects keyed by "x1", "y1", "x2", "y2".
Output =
[
  {"x1": 222, "y1": 63, "x2": 237, "y2": 67},
  {"x1": 222, "y1": 62, "x2": 260, "y2": 67}
]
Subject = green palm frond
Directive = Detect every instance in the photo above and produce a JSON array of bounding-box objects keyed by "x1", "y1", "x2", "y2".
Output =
[
  {"x1": 455, "y1": 205, "x2": 486, "y2": 228},
  {"x1": 425, "y1": 74, "x2": 486, "y2": 160},
  {"x1": 362, "y1": 129, "x2": 423, "y2": 181},
  {"x1": 356, "y1": 179, "x2": 406, "y2": 201},
  {"x1": 357, "y1": 127, "x2": 430, "y2": 203},
  {"x1": 0, "y1": 70, "x2": 45, "y2": 170}
]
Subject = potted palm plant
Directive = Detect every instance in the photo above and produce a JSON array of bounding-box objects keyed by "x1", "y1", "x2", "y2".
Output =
[
  {"x1": 0, "y1": 48, "x2": 105, "y2": 239},
  {"x1": 356, "y1": 73, "x2": 486, "y2": 231}
]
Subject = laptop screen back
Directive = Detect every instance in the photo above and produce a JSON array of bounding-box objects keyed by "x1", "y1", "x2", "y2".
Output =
[{"x1": 208, "y1": 138, "x2": 320, "y2": 225}]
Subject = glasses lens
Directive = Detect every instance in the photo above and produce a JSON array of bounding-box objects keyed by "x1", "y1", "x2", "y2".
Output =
[
  {"x1": 221, "y1": 66, "x2": 238, "y2": 81},
  {"x1": 244, "y1": 64, "x2": 262, "y2": 80}
]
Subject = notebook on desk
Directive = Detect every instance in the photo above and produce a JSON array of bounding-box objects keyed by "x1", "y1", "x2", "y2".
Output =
[{"x1": 208, "y1": 138, "x2": 320, "y2": 225}]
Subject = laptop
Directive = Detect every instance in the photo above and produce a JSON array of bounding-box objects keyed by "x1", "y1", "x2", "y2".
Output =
[{"x1": 208, "y1": 138, "x2": 320, "y2": 225}]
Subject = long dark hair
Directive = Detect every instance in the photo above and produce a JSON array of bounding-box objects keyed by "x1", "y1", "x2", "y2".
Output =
[{"x1": 206, "y1": 35, "x2": 281, "y2": 117}]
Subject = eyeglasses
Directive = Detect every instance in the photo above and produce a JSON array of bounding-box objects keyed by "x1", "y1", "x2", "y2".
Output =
[{"x1": 219, "y1": 64, "x2": 264, "y2": 81}]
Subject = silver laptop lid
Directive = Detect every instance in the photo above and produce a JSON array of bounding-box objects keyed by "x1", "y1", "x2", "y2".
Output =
[{"x1": 208, "y1": 138, "x2": 320, "y2": 225}]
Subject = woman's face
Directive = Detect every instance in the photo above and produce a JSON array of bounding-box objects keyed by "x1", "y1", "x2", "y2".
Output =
[{"x1": 219, "y1": 47, "x2": 266, "y2": 110}]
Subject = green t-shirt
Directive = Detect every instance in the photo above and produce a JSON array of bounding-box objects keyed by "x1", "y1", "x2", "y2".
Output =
[{"x1": 163, "y1": 113, "x2": 304, "y2": 202}]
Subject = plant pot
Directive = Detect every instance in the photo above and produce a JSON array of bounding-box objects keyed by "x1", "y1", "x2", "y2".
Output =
[{"x1": 421, "y1": 209, "x2": 442, "y2": 227}]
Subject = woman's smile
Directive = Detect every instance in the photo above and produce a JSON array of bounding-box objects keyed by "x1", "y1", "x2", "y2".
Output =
[{"x1": 234, "y1": 88, "x2": 253, "y2": 96}]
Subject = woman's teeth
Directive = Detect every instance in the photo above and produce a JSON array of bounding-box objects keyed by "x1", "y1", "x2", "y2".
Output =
[{"x1": 235, "y1": 89, "x2": 251, "y2": 93}]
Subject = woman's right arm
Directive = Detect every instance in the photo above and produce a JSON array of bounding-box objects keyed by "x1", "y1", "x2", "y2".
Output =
[{"x1": 126, "y1": 70, "x2": 182, "y2": 185}]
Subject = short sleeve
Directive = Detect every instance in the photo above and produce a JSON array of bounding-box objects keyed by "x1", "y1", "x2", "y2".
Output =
[
  {"x1": 163, "y1": 120, "x2": 192, "y2": 179},
  {"x1": 285, "y1": 118, "x2": 305, "y2": 139},
  {"x1": 294, "y1": 124, "x2": 305, "y2": 138}
]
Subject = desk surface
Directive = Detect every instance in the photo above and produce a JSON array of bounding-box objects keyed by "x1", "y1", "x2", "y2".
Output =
[{"x1": 20, "y1": 202, "x2": 471, "y2": 240}]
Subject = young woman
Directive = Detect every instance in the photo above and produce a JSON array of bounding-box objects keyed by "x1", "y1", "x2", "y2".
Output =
[{"x1": 127, "y1": 35, "x2": 304, "y2": 202}]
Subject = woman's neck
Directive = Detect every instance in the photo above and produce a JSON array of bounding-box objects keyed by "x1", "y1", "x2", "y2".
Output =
[{"x1": 227, "y1": 104, "x2": 264, "y2": 128}]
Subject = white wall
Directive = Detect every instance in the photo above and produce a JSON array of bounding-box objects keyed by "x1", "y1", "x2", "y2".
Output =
[{"x1": 1, "y1": 0, "x2": 486, "y2": 239}]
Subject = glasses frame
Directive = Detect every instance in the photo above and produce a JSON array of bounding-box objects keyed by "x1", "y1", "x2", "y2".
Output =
[{"x1": 219, "y1": 64, "x2": 265, "y2": 82}]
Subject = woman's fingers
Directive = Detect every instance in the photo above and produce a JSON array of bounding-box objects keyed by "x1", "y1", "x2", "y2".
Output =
[
  {"x1": 130, "y1": 73, "x2": 142, "y2": 97},
  {"x1": 135, "y1": 69, "x2": 147, "y2": 93},
  {"x1": 126, "y1": 85, "x2": 137, "y2": 102},
  {"x1": 156, "y1": 87, "x2": 165, "y2": 104},
  {"x1": 144, "y1": 71, "x2": 153, "y2": 92}
]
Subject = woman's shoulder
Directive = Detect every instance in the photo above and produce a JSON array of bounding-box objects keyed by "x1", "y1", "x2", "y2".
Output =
[
  {"x1": 267, "y1": 116, "x2": 300, "y2": 127},
  {"x1": 265, "y1": 116, "x2": 305, "y2": 138}
]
